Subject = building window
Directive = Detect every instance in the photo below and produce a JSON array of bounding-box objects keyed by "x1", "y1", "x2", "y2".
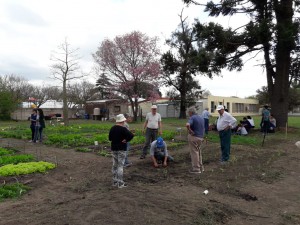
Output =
[
  {"x1": 211, "y1": 101, "x2": 215, "y2": 113},
  {"x1": 114, "y1": 106, "x2": 120, "y2": 112}
]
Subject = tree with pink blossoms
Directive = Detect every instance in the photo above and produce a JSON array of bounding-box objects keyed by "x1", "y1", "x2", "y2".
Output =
[{"x1": 93, "y1": 31, "x2": 161, "y2": 121}]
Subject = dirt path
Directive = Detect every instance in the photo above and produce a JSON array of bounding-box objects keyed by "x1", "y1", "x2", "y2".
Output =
[{"x1": 0, "y1": 138, "x2": 299, "y2": 225}]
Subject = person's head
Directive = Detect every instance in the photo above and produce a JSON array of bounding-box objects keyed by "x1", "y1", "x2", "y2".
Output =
[
  {"x1": 32, "y1": 109, "x2": 37, "y2": 114},
  {"x1": 216, "y1": 105, "x2": 225, "y2": 115},
  {"x1": 124, "y1": 113, "x2": 132, "y2": 122},
  {"x1": 205, "y1": 107, "x2": 209, "y2": 111},
  {"x1": 37, "y1": 108, "x2": 44, "y2": 117},
  {"x1": 115, "y1": 114, "x2": 126, "y2": 125},
  {"x1": 151, "y1": 105, "x2": 157, "y2": 114},
  {"x1": 243, "y1": 117, "x2": 247, "y2": 120},
  {"x1": 187, "y1": 107, "x2": 196, "y2": 116},
  {"x1": 247, "y1": 116, "x2": 252, "y2": 119},
  {"x1": 264, "y1": 105, "x2": 269, "y2": 109},
  {"x1": 156, "y1": 137, "x2": 164, "y2": 148}
]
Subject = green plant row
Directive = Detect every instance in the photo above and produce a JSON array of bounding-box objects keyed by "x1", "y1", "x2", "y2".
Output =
[
  {"x1": 0, "y1": 183, "x2": 31, "y2": 201},
  {"x1": 0, "y1": 161, "x2": 56, "y2": 176},
  {"x1": 0, "y1": 147, "x2": 14, "y2": 156},
  {"x1": 0, "y1": 154, "x2": 35, "y2": 166}
]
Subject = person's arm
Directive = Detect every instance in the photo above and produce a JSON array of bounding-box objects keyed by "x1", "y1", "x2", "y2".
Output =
[
  {"x1": 186, "y1": 123, "x2": 194, "y2": 135},
  {"x1": 150, "y1": 142, "x2": 158, "y2": 167},
  {"x1": 158, "y1": 120, "x2": 162, "y2": 135},
  {"x1": 163, "y1": 143, "x2": 168, "y2": 167},
  {"x1": 142, "y1": 119, "x2": 148, "y2": 134},
  {"x1": 151, "y1": 155, "x2": 159, "y2": 168}
]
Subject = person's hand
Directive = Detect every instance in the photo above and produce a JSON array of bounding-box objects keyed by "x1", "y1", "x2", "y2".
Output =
[
  {"x1": 153, "y1": 163, "x2": 159, "y2": 168},
  {"x1": 163, "y1": 162, "x2": 167, "y2": 167},
  {"x1": 121, "y1": 139, "x2": 127, "y2": 143},
  {"x1": 159, "y1": 130, "x2": 162, "y2": 135},
  {"x1": 142, "y1": 129, "x2": 145, "y2": 134}
]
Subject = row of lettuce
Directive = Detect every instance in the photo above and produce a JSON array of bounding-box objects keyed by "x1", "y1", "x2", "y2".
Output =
[
  {"x1": 0, "y1": 124, "x2": 177, "y2": 148},
  {"x1": 0, "y1": 147, "x2": 56, "y2": 201}
]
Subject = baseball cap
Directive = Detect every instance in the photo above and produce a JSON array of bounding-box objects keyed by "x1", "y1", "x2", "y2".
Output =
[
  {"x1": 151, "y1": 105, "x2": 157, "y2": 109},
  {"x1": 156, "y1": 137, "x2": 164, "y2": 148},
  {"x1": 216, "y1": 105, "x2": 224, "y2": 111}
]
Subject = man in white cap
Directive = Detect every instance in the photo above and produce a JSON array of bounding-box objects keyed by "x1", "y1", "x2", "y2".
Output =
[
  {"x1": 216, "y1": 105, "x2": 237, "y2": 164},
  {"x1": 140, "y1": 105, "x2": 162, "y2": 159},
  {"x1": 109, "y1": 114, "x2": 134, "y2": 188}
]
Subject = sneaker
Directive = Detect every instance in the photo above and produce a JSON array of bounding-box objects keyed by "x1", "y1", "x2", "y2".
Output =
[
  {"x1": 140, "y1": 154, "x2": 146, "y2": 159},
  {"x1": 28, "y1": 140, "x2": 33, "y2": 143},
  {"x1": 112, "y1": 182, "x2": 118, "y2": 187},
  {"x1": 118, "y1": 183, "x2": 127, "y2": 189},
  {"x1": 189, "y1": 169, "x2": 201, "y2": 174}
]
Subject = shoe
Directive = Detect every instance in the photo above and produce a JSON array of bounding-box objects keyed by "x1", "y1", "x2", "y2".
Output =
[
  {"x1": 28, "y1": 140, "x2": 33, "y2": 143},
  {"x1": 124, "y1": 162, "x2": 132, "y2": 167},
  {"x1": 220, "y1": 161, "x2": 228, "y2": 165},
  {"x1": 189, "y1": 169, "x2": 201, "y2": 174},
  {"x1": 118, "y1": 183, "x2": 127, "y2": 189},
  {"x1": 140, "y1": 154, "x2": 146, "y2": 159},
  {"x1": 112, "y1": 182, "x2": 118, "y2": 187}
]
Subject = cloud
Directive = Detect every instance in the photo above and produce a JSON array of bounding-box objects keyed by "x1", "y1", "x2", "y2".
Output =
[{"x1": 4, "y1": 2, "x2": 48, "y2": 26}]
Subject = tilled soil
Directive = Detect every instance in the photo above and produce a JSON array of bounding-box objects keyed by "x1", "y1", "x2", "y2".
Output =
[{"x1": 0, "y1": 137, "x2": 299, "y2": 225}]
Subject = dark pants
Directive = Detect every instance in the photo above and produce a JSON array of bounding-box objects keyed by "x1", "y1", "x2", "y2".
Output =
[
  {"x1": 219, "y1": 129, "x2": 232, "y2": 162},
  {"x1": 154, "y1": 152, "x2": 174, "y2": 162},
  {"x1": 204, "y1": 118, "x2": 209, "y2": 134},
  {"x1": 142, "y1": 128, "x2": 158, "y2": 155}
]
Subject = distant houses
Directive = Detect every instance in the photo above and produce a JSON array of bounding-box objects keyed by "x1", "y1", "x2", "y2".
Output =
[{"x1": 11, "y1": 95, "x2": 260, "y2": 121}]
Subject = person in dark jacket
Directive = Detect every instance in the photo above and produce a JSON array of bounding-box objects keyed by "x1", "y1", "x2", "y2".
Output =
[
  {"x1": 34, "y1": 108, "x2": 46, "y2": 143},
  {"x1": 109, "y1": 114, "x2": 134, "y2": 188},
  {"x1": 29, "y1": 109, "x2": 38, "y2": 142}
]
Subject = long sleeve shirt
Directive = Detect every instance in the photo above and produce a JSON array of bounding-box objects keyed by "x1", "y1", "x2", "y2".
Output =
[
  {"x1": 109, "y1": 125, "x2": 134, "y2": 151},
  {"x1": 217, "y1": 111, "x2": 237, "y2": 131}
]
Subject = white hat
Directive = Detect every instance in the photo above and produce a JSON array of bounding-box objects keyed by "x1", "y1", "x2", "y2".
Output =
[
  {"x1": 151, "y1": 105, "x2": 157, "y2": 109},
  {"x1": 216, "y1": 105, "x2": 224, "y2": 111},
  {"x1": 115, "y1": 114, "x2": 126, "y2": 123}
]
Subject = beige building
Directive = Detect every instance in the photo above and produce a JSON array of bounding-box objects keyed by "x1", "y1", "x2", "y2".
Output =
[{"x1": 196, "y1": 95, "x2": 259, "y2": 117}]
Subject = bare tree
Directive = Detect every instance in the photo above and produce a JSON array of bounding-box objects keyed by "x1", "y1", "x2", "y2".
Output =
[
  {"x1": 32, "y1": 85, "x2": 62, "y2": 107},
  {"x1": 50, "y1": 38, "x2": 83, "y2": 125},
  {"x1": 67, "y1": 80, "x2": 100, "y2": 108},
  {"x1": 0, "y1": 74, "x2": 35, "y2": 103}
]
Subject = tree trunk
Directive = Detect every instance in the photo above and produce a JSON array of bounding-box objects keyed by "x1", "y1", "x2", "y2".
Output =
[
  {"x1": 272, "y1": 0, "x2": 293, "y2": 127},
  {"x1": 62, "y1": 80, "x2": 69, "y2": 126},
  {"x1": 179, "y1": 91, "x2": 187, "y2": 119}
]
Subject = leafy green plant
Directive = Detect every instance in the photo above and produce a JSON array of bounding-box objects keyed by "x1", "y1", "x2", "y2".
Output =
[
  {"x1": 75, "y1": 147, "x2": 92, "y2": 153},
  {"x1": 0, "y1": 161, "x2": 56, "y2": 176},
  {"x1": 0, "y1": 183, "x2": 31, "y2": 201},
  {"x1": 0, "y1": 154, "x2": 35, "y2": 166},
  {"x1": 0, "y1": 147, "x2": 13, "y2": 156},
  {"x1": 97, "y1": 150, "x2": 111, "y2": 157}
]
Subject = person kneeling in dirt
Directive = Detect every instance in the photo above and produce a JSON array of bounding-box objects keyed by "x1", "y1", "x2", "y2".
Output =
[{"x1": 150, "y1": 137, "x2": 173, "y2": 168}]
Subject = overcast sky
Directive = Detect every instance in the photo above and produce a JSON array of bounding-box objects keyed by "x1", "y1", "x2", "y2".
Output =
[{"x1": 0, "y1": 0, "x2": 267, "y2": 98}]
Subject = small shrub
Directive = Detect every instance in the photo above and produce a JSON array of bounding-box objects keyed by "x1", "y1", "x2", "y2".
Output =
[{"x1": 0, "y1": 183, "x2": 31, "y2": 201}]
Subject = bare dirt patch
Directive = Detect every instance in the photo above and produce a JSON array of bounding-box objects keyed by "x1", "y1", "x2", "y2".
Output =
[{"x1": 0, "y1": 136, "x2": 300, "y2": 225}]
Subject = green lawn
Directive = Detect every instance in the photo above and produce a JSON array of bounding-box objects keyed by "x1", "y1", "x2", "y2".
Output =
[{"x1": 0, "y1": 115, "x2": 299, "y2": 148}]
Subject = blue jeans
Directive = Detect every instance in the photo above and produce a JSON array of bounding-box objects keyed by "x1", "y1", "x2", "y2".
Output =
[
  {"x1": 204, "y1": 118, "x2": 209, "y2": 134},
  {"x1": 124, "y1": 142, "x2": 131, "y2": 165},
  {"x1": 219, "y1": 129, "x2": 232, "y2": 162},
  {"x1": 142, "y1": 128, "x2": 158, "y2": 155}
]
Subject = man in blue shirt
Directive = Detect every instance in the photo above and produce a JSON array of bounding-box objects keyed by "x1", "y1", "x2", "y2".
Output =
[
  {"x1": 201, "y1": 107, "x2": 210, "y2": 134},
  {"x1": 186, "y1": 107, "x2": 205, "y2": 174}
]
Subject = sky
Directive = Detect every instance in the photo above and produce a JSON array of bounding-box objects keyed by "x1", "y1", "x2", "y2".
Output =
[{"x1": 0, "y1": 0, "x2": 267, "y2": 98}]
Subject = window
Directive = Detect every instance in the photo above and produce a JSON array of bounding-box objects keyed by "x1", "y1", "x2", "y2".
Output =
[{"x1": 114, "y1": 106, "x2": 120, "y2": 112}]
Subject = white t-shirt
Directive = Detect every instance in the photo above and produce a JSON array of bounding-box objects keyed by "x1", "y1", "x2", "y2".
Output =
[
  {"x1": 146, "y1": 112, "x2": 161, "y2": 129},
  {"x1": 217, "y1": 111, "x2": 237, "y2": 131}
]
